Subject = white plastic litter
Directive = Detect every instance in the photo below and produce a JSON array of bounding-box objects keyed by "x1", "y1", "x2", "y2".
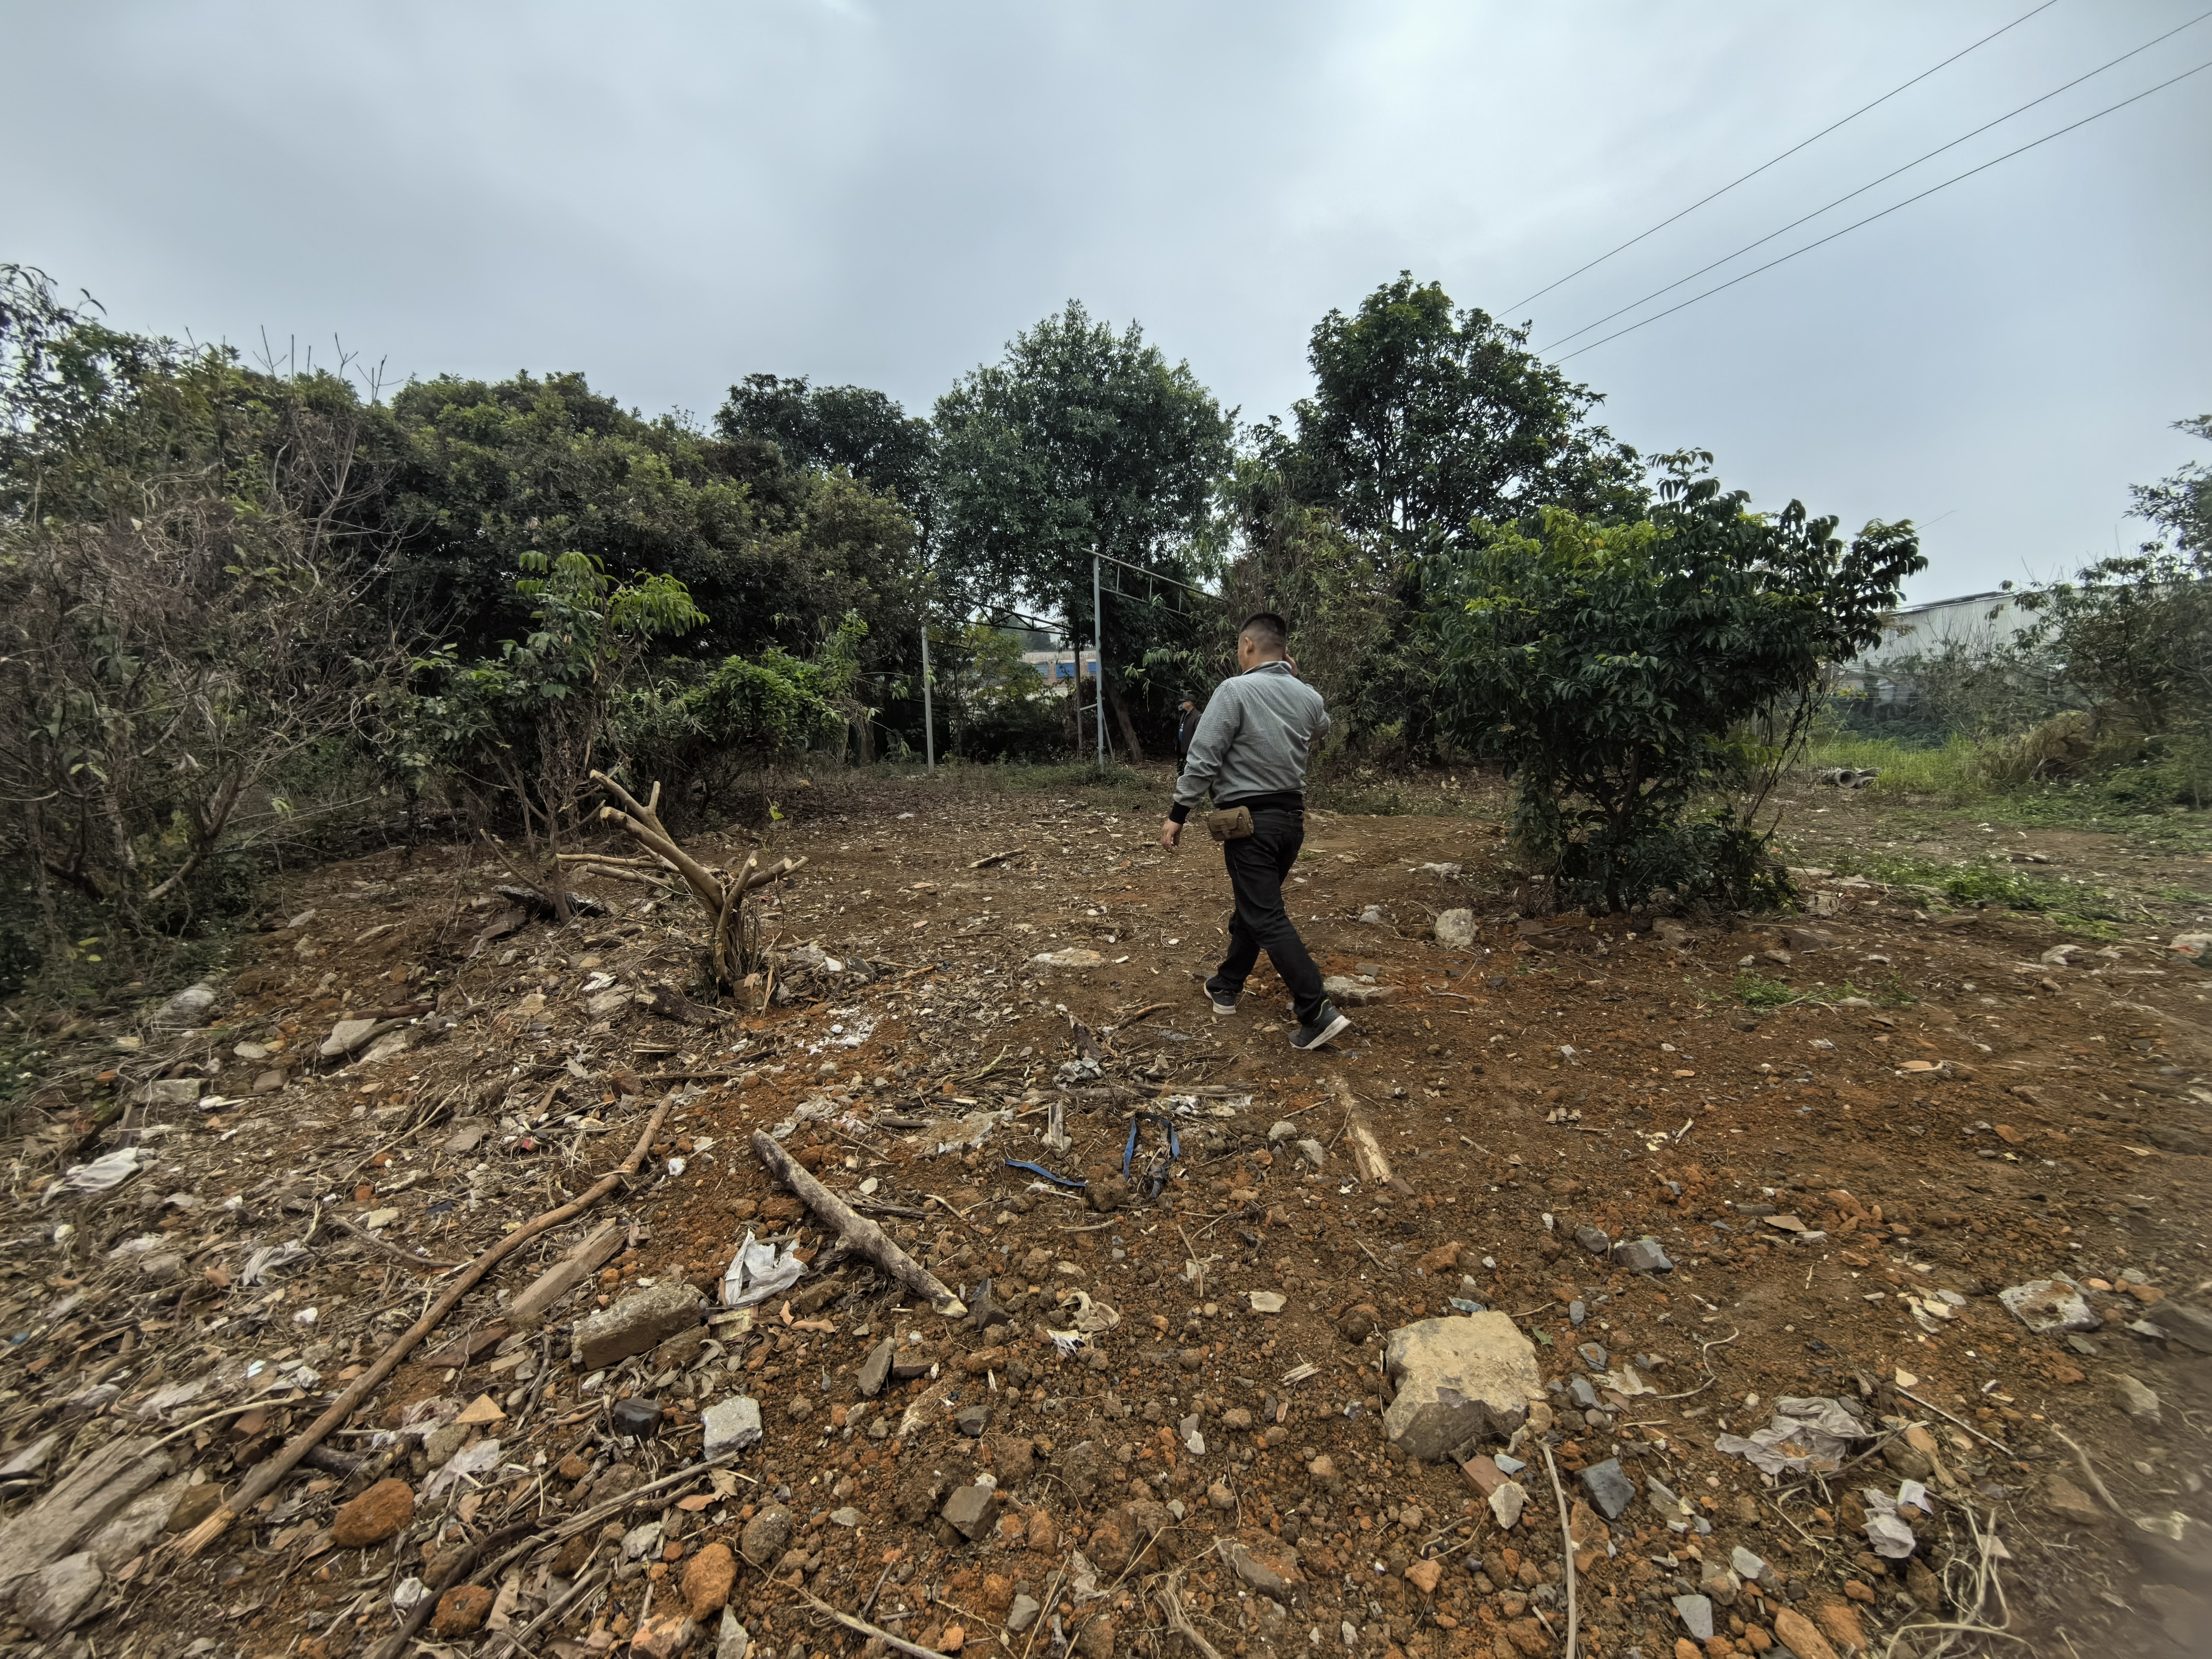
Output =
[
  {"x1": 722, "y1": 1230, "x2": 806, "y2": 1307},
  {"x1": 44, "y1": 1147, "x2": 146, "y2": 1203},
  {"x1": 241, "y1": 1241, "x2": 309, "y2": 1285},
  {"x1": 423, "y1": 1436, "x2": 505, "y2": 1501},
  {"x1": 1713, "y1": 1397, "x2": 1869, "y2": 1475}
]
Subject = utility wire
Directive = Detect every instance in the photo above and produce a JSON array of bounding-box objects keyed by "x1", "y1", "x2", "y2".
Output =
[
  {"x1": 1504, "y1": 0, "x2": 2061, "y2": 313},
  {"x1": 1538, "y1": 7, "x2": 2212, "y2": 353},
  {"x1": 1552, "y1": 55, "x2": 2212, "y2": 363}
]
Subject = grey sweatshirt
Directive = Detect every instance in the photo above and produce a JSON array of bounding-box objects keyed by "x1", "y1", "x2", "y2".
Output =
[{"x1": 1169, "y1": 661, "x2": 1330, "y2": 822}]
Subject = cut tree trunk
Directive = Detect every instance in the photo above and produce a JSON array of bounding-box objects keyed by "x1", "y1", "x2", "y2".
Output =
[{"x1": 1103, "y1": 668, "x2": 1146, "y2": 763}]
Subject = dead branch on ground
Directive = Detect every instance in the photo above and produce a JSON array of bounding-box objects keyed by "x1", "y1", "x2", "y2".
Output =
[{"x1": 167, "y1": 1095, "x2": 675, "y2": 1561}]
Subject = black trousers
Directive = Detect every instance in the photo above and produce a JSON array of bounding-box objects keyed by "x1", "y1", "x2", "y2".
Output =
[{"x1": 1215, "y1": 806, "x2": 1328, "y2": 1025}]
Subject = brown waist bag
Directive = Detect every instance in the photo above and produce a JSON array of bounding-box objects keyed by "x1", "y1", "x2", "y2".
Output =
[{"x1": 1204, "y1": 806, "x2": 1254, "y2": 842}]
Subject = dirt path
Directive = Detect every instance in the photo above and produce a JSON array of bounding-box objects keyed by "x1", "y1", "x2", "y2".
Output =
[{"x1": 5, "y1": 770, "x2": 2207, "y2": 1658}]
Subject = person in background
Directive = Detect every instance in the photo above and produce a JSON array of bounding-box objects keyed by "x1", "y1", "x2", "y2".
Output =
[
  {"x1": 1157, "y1": 612, "x2": 1348, "y2": 1052},
  {"x1": 1175, "y1": 698, "x2": 1200, "y2": 772}
]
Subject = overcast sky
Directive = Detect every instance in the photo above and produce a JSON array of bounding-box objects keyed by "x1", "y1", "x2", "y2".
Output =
[{"x1": 7, "y1": 1, "x2": 2208, "y2": 601}]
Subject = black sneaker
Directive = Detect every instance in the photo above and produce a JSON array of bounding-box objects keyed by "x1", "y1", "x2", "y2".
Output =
[
  {"x1": 1204, "y1": 976, "x2": 1241, "y2": 1016},
  {"x1": 1290, "y1": 1002, "x2": 1352, "y2": 1051}
]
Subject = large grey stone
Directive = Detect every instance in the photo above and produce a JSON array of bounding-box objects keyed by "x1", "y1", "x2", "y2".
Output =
[
  {"x1": 1999, "y1": 1279, "x2": 2100, "y2": 1335},
  {"x1": 702, "y1": 1396, "x2": 762, "y2": 1460},
  {"x1": 87, "y1": 1473, "x2": 191, "y2": 1569},
  {"x1": 1578, "y1": 1459, "x2": 1635, "y2": 1521},
  {"x1": 573, "y1": 1281, "x2": 705, "y2": 1369},
  {"x1": 1434, "y1": 909, "x2": 1477, "y2": 950},
  {"x1": 150, "y1": 982, "x2": 217, "y2": 1030},
  {"x1": 1322, "y1": 975, "x2": 1395, "y2": 1008},
  {"x1": 0, "y1": 1438, "x2": 172, "y2": 1601},
  {"x1": 856, "y1": 1337, "x2": 896, "y2": 1398},
  {"x1": 1380, "y1": 1313, "x2": 1542, "y2": 1460},
  {"x1": 715, "y1": 1608, "x2": 750, "y2": 1659},
  {"x1": 942, "y1": 1484, "x2": 994, "y2": 1540},
  {"x1": 319, "y1": 1017, "x2": 386, "y2": 1059},
  {"x1": 1672, "y1": 1594, "x2": 1715, "y2": 1641},
  {"x1": 19, "y1": 1552, "x2": 102, "y2": 1637},
  {"x1": 1007, "y1": 1594, "x2": 1043, "y2": 1633},
  {"x1": 1612, "y1": 1236, "x2": 1674, "y2": 1274},
  {"x1": 1573, "y1": 1225, "x2": 1611, "y2": 1256},
  {"x1": 2114, "y1": 1373, "x2": 2162, "y2": 1425}
]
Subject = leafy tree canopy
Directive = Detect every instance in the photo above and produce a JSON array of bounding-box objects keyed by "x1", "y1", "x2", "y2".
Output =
[
  {"x1": 1289, "y1": 272, "x2": 1645, "y2": 546},
  {"x1": 934, "y1": 301, "x2": 1231, "y2": 633},
  {"x1": 383, "y1": 371, "x2": 922, "y2": 673},
  {"x1": 716, "y1": 373, "x2": 935, "y2": 515}
]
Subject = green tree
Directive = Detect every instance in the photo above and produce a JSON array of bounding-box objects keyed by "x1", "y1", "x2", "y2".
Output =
[
  {"x1": 1429, "y1": 460, "x2": 1923, "y2": 911},
  {"x1": 2131, "y1": 414, "x2": 2211, "y2": 557},
  {"x1": 2009, "y1": 418, "x2": 2212, "y2": 748},
  {"x1": 716, "y1": 374, "x2": 936, "y2": 520},
  {"x1": 1, "y1": 266, "x2": 404, "y2": 982},
  {"x1": 382, "y1": 372, "x2": 923, "y2": 676},
  {"x1": 934, "y1": 301, "x2": 1232, "y2": 758},
  {"x1": 1291, "y1": 272, "x2": 1645, "y2": 544},
  {"x1": 401, "y1": 551, "x2": 703, "y2": 920}
]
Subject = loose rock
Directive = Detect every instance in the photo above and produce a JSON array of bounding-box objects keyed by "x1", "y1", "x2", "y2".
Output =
[
  {"x1": 1379, "y1": 1313, "x2": 1542, "y2": 1459},
  {"x1": 1998, "y1": 1278, "x2": 2100, "y2": 1335},
  {"x1": 739, "y1": 1504, "x2": 794, "y2": 1566},
  {"x1": 682, "y1": 1543, "x2": 737, "y2": 1619},
  {"x1": 332, "y1": 1478, "x2": 415, "y2": 1547},
  {"x1": 701, "y1": 1396, "x2": 763, "y2": 1460},
  {"x1": 19, "y1": 1553, "x2": 103, "y2": 1638},
  {"x1": 573, "y1": 1281, "x2": 705, "y2": 1369}
]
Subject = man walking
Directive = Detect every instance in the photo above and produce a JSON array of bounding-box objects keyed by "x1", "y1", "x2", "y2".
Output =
[
  {"x1": 1157, "y1": 613, "x2": 1349, "y2": 1052},
  {"x1": 1175, "y1": 698, "x2": 1200, "y2": 772}
]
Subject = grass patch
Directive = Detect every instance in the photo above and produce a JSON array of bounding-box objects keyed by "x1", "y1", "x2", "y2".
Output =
[
  {"x1": 1817, "y1": 847, "x2": 2129, "y2": 934},
  {"x1": 1723, "y1": 972, "x2": 1915, "y2": 1011}
]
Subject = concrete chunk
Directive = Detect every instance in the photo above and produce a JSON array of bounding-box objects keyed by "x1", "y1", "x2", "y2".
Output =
[
  {"x1": 1381, "y1": 1313, "x2": 1542, "y2": 1460},
  {"x1": 572, "y1": 1281, "x2": 704, "y2": 1370},
  {"x1": 1434, "y1": 909, "x2": 1477, "y2": 950},
  {"x1": 702, "y1": 1397, "x2": 762, "y2": 1460}
]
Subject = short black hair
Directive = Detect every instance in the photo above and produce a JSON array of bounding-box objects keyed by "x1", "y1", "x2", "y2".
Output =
[{"x1": 1239, "y1": 611, "x2": 1288, "y2": 653}]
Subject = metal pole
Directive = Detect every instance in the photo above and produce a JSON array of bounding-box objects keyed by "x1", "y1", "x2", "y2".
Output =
[
  {"x1": 1093, "y1": 554, "x2": 1105, "y2": 772},
  {"x1": 919, "y1": 611, "x2": 935, "y2": 771}
]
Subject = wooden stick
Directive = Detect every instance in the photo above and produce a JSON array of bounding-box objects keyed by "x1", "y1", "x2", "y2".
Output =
[
  {"x1": 750, "y1": 1130, "x2": 966, "y2": 1318},
  {"x1": 793, "y1": 1588, "x2": 944, "y2": 1659},
  {"x1": 167, "y1": 1095, "x2": 676, "y2": 1562},
  {"x1": 1155, "y1": 1571, "x2": 1225, "y2": 1659},
  {"x1": 368, "y1": 1519, "x2": 534, "y2": 1659},
  {"x1": 1542, "y1": 1445, "x2": 1579, "y2": 1659},
  {"x1": 1898, "y1": 1386, "x2": 2014, "y2": 1457}
]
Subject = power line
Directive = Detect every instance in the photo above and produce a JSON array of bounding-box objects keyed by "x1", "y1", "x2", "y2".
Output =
[
  {"x1": 1537, "y1": 7, "x2": 2212, "y2": 354},
  {"x1": 1552, "y1": 55, "x2": 2212, "y2": 363},
  {"x1": 1504, "y1": 0, "x2": 2060, "y2": 314}
]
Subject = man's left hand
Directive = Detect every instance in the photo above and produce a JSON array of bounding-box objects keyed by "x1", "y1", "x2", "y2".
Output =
[{"x1": 1158, "y1": 818, "x2": 1182, "y2": 850}]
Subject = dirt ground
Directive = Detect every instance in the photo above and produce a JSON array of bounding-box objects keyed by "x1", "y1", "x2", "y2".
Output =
[{"x1": 4, "y1": 767, "x2": 2210, "y2": 1659}]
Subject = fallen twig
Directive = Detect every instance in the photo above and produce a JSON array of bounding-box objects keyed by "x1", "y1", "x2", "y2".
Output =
[
  {"x1": 1898, "y1": 1386, "x2": 2014, "y2": 1458},
  {"x1": 1154, "y1": 1570, "x2": 1225, "y2": 1659},
  {"x1": 1652, "y1": 1327, "x2": 1740, "y2": 1400},
  {"x1": 325, "y1": 1211, "x2": 465, "y2": 1271},
  {"x1": 2051, "y1": 1427, "x2": 2129, "y2": 1519},
  {"x1": 167, "y1": 1095, "x2": 676, "y2": 1561},
  {"x1": 793, "y1": 1587, "x2": 945, "y2": 1659},
  {"x1": 751, "y1": 1130, "x2": 966, "y2": 1317},
  {"x1": 1540, "y1": 1445, "x2": 1579, "y2": 1659}
]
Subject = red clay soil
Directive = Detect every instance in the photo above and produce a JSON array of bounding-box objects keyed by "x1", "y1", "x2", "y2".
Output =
[{"x1": 3, "y1": 769, "x2": 2207, "y2": 1659}]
